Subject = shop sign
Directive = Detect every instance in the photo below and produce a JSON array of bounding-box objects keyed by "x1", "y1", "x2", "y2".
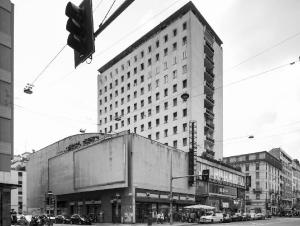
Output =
[{"x1": 222, "y1": 202, "x2": 229, "y2": 208}]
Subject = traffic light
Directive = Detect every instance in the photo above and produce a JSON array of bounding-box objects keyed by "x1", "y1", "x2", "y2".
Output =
[
  {"x1": 65, "y1": 0, "x2": 95, "y2": 68},
  {"x1": 202, "y1": 169, "x2": 209, "y2": 182}
]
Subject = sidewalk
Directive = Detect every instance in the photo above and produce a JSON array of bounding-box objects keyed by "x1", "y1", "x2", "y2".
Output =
[{"x1": 54, "y1": 223, "x2": 198, "y2": 226}]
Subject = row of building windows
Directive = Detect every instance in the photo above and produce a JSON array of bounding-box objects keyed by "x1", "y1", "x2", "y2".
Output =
[
  {"x1": 100, "y1": 107, "x2": 188, "y2": 127},
  {"x1": 99, "y1": 79, "x2": 188, "y2": 108},
  {"x1": 99, "y1": 22, "x2": 188, "y2": 82},
  {"x1": 99, "y1": 58, "x2": 188, "y2": 96}
]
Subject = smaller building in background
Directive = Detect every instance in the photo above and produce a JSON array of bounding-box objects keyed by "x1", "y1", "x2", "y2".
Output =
[
  {"x1": 223, "y1": 151, "x2": 282, "y2": 215},
  {"x1": 269, "y1": 148, "x2": 293, "y2": 212},
  {"x1": 10, "y1": 152, "x2": 31, "y2": 214},
  {"x1": 292, "y1": 159, "x2": 300, "y2": 211}
]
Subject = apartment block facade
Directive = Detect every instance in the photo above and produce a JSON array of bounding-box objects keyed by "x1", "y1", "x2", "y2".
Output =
[
  {"x1": 97, "y1": 2, "x2": 223, "y2": 159},
  {"x1": 223, "y1": 151, "x2": 282, "y2": 215},
  {"x1": 0, "y1": 0, "x2": 15, "y2": 225},
  {"x1": 292, "y1": 159, "x2": 300, "y2": 209},
  {"x1": 269, "y1": 148, "x2": 293, "y2": 211}
]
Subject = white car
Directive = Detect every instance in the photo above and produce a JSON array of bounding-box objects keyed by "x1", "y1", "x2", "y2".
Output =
[{"x1": 200, "y1": 212, "x2": 223, "y2": 223}]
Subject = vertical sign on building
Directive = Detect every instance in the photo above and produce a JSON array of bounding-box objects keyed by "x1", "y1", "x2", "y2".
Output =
[{"x1": 188, "y1": 121, "x2": 197, "y2": 186}]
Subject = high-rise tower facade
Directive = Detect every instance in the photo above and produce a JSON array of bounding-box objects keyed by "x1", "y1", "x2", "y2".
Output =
[{"x1": 97, "y1": 2, "x2": 223, "y2": 159}]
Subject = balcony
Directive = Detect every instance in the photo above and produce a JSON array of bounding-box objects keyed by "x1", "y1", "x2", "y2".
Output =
[
  {"x1": 203, "y1": 149, "x2": 215, "y2": 158},
  {"x1": 204, "y1": 108, "x2": 214, "y2": 119},
  {"x1": 204, "y1": 70, "x2": 214, "y2": 83},
  {"x1": 204, "y1": 43, "x2": 214, "y2": 58},
  {"x1": 204, "y1": 96, "x2": 214, "y2": 109},
  {"x1": 205, "y1": 120, "x2": 215, "y2": 130},
  {"x1": 205, "y1": 41, "x2": 214, "y2": 53},
  {"x1": 204, "y1": 81, "x2": 214, "y2": 96},
  {"x1": 206, "y1": 136, "x2": 215, "y2": 144},
  {"x1": 246, "y1": 200, "x2": 251, "y2": 205},
  {"x1": 204, "y1": 56, "x2": 214, "y2": 70},
  {"x1": 253, "y1": 188, "x2": 263, "y2": 193}
]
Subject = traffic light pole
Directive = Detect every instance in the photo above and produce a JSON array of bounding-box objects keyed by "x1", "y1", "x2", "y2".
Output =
[{"x1": 94, "y1": 0, "x2": 135, "y2": 38}]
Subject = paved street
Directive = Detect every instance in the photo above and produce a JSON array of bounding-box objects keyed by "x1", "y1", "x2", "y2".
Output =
[{"x1": 50, "y1": 217, "x2": 300, "y2": 226}]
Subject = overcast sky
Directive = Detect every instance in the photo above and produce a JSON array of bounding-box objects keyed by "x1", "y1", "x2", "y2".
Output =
[{"x1": 12, "y1": 0, "x2": 300, "y2": 160}]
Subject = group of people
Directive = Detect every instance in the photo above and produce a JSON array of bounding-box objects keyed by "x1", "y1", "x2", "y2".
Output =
[{"x1": 151, "y1": 209, "x2": 206, "y2": 224}]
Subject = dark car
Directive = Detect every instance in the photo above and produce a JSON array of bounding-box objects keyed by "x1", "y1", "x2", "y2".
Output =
[
  {"x1": 55, "y1": 215, "x2": 71, "y2": 224},
  {"x1": 70, "y1": 214, "x2": 91, "y2": 225},
  {"x1": 223, "y1": 214, "x2": 232, "y2": 223},
  {"x1": 242, "y1": 213, "x2": 251, "y2": 221},
  {"x1": 231, "y1": 213, "x2": 242, "y2": 222}
]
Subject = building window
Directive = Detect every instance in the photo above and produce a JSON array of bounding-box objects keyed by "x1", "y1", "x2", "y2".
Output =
[
  {"x1": 156, "y1": 105, "x2": 160, "y2": 113},
  {"x1": 173, "y1": 126, "x2": 178, "y2": 134},
  {"x1": 121, "y1": 87, "x2": 124, "y2": 93},
  {"x1": 148, "y1": 121, "x2": 152, "y2": 129},
  {"x1": 164, "y1": 34, "x2": 168, "y2": 42},
  {"x1": 155, "y1": 79, "x2": 159, "y2": 88},
  {"x1": 182, "y1": 36, "x2": 187, "y2": 46},
  {"x1": 172, "y1": 70, "x2": 177, "y2": 79},
  {"x1": 256, "y1": 194, "x2": 260, "y2": 200},
  {"x1": 173, "y1": 98, "x2": 177, "y2": 106},
  {"x1": 127, "y1": 94, "x2": 130, "y2": 102},
  {"x1": 148, "y1": 134, "x2": 152, "y2": 139},
  {"x1": 148, "y1": 96, "x2": 152, "y2": 104},
  {"x1": 141, "y1": 124, "x2": 145, "y2": 132},
  {"x1": 183, "y1": 108, "x2": 187, "y2": 117},
  {"x1": 182, "y1": 79, "x2": 187, "y2": 89},
  {"x1": 164, "y1": 48, "x2": 168, "y2": 56},
  {"x1": 164, "y1": 102, "x2": 168, "y2": 110},
  {"x1": 245, "y1": 164, "x2": 249, "y2": 171},
  {"x1": 134, "y1": 55, "x2": 137, "y2": 62},
  {"x1": 140, "y1": 63, "x2": 144, "y2": 70},
  {"x1": 183, "y1": 123, "x2": 187, "y2": 132},
  {"x1": 256, "y1": 162, "x2": 260, "y2": 170},
  {"x1": 183, "y1": 138, "x2": 187, "y2": 146},
  {"x1": 141, "y1": 50, "x2": 144, "y2": 58},
  {"x1": 141, "y1": 100, "x2": 145, "y2": 107},
  {"x1": 256, "y1": 172, "x2": 259, "y2": 179},
  {"x1": 173, "y1": 112, "x2": 177, "y2": 121},
  {"x1": 127, "y1": 106, "x2": 130, "y2": 113},
  {"x1": 164, "y1": 115, "x2": 168, "y2": 124},
  {"x1": 164, "y1": 75, "x2": 168, "y2": 84},
  {"x1": 148, "y1": 83, "x2": 152, "y2": 91},
  {"x1": 134, "y1": 67, "x2": 137, "y2": 74},
  {"x1": 18, "y1": 172, "x2": 23, "y2": 177},
  {"x1": 173, "y1": 56, "x2": 177, "y2": 65},
  {"x1": 141, "y1": 87, "x2": 144, "y2": 95},
  {"x1": 163, "y1": 62, "x2": 168, "y2": 70},
  {"x1": 134, "y1": 115, "x2": 137, "y2": 122},
  {"x1": 127, "y1": 83, "x2": 130, "y2": 90},
  {"x1": 156, "y1": 92, "x2": 160, "y2": 100},
  {"x1": 164, "y1": 129, "x2": 168, "y2": 137},
  {"x1": 173, "y1": 42, "x2": 177, "y2": 51},
  {"x1": 156, "y1": 132, "x2": 160, "y2": 140},
  {"x1": 127, "y1": 71, "x2": 130, "y2": 79},
  {"x1": 182, "y1": 22, "x2": 187, "y2": 30},
  {"x1": 134, "y1": 103, "x2": 137, "y2": 110},
  {"x1": 148, "y1": 109, "x2": 152, "y2": 117},
  {"x1": 127, "y1": 118, "x2": 130, "y2": 125},
  {"x1": 173, "y1": 84, "x2": 177, "y2": 93},
  {"x1": 182, "y1": 65, "x2": 187, "y2": 74},
  {"x1": 173, "y1": 29, "x2": 177, "y2": 37},
  {"x1": 134, "y1": 79, "x2": 137, "y2": 86},
  {"x1": 156, "y1": 53, "x2": 160, "y2": 62},
  {"x1": 173, "y1": 140, "x2": 178, "y2": 148},
  {"x1": 164, "y1": 88, "x2": 168, "y2": 97},
  {"x1": 182, "y1": 51, "x2": 187, "y2": 59},
  {"x1": 156, "y1": 118, "x2": 160, "y2": 127},
  {"x1": 148, "y1": 45, "x2": 152, "y2": 53},
  {"x1": 148, "y1": 58, "x2": 152, "y2": 66}
]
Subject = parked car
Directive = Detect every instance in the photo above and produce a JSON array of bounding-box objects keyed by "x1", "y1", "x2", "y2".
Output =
[
  {"x1": 223, "y1": 213, "x2": 232, "y2": 223},
  {"x1": 241, "y1": 213, "x2": 251, "y2": 221},
  {"x1": 255, "y1": 213, "x2": 266, "y2": 220},
  {"x1": 200, "y1": 212, "x2": 223, "y2": 223},
  {"x1": 55, "y1": 215, "x2": 70, "y2": 224},
  {"x1": 17, "y1": 215, "x2": 29, "y2": 225},
  {"x1": 249, "y1": 212, "x2": 256, "y2": 220},
  {"x1": 70, "y1": 214, "x2": 91, "y2": 225},
  {"x1": 231, "y1": 213, "x2": 242, "y2": 222}
]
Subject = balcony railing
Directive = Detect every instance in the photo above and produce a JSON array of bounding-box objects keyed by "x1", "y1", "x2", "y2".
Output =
[
  {"x1": 204, "y1": 43, "x2": 214, "y2": 58},
  {"x1": 206, "y1": 136, "x2": 215, "y2": 144},
  {"x1": 206, "y1": 120, "x2": 215, "y2": 130},
  {"x1": 253, "y1": 188, "x2": 263, "y2": 193},
  {"x1": 204, "y1": 56, "x2": 214, "y2": 70},
  {"x1": 204, "y1": 70, "x2": 214, "y2": 83},
  {"x1": 205, "y1": 108, "x2": 214, "y2": 117}
]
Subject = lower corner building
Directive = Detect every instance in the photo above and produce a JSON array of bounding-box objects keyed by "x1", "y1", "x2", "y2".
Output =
[{"x1": 27, "y1": 132, "x2": 245, "y2": 223}]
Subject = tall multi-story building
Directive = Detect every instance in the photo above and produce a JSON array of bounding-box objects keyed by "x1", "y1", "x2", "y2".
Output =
[
  {"x1": 0, "y1": 0, "x2": 15, "y2": 225},
  {"x1": 223, "y1": 151, "x2": 282, "y2": 215},
  {"x1": 269, "y1": 148, "x2": 293, "y2": 211},
  {"x1": 292, "y1": 159, "x2": 300, "y2": 209},
  {"x1": 97, "y1": 1, "x2": 223, "y2": 159},
  {"x1": 10, "y1": 153, "x2": 31, "y2": 214}
]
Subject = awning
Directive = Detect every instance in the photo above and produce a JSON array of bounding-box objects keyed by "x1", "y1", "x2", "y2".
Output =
[
  {"x1": 0, "y1": 182, "x2": 21, "y2": 189},
  {"x1": 184, "y1": 204, "x2": 215, "y2": 210}
]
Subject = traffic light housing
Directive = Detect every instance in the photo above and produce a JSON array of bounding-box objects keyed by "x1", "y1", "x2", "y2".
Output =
[
  {"x1": 202, "y1": 169, "x2": 209, "y2": 182},
  {"x1": 65, "y1": 0, "x2": 95, "y2": 68}
]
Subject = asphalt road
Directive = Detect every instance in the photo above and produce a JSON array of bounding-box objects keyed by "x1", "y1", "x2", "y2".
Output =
[{"x1": 220, "y1": 217, "x2": 300, "y2": 226}]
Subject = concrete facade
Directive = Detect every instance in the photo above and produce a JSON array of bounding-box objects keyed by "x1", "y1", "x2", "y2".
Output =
[
  {"x1": 0, "y1": 0, "x2": 14, "y2": 225},
  {"x1": 223, "y1": 151, "x2": 282, "y2": 215},
  {"x1": 27, "y1": 132, "x2": 195, "y2": 223},
  {"x1": 10, "y1": 170, "x2": 27, "y2": 214},
  {"x1": 292, "y1": 159, "x2": 300, "y2": 209},
  {"x1": 97, "y1": 2, "x2": 223, "y2": 160},
  {"x1": 269, "y1": 148, "x2": 293, "y2": 211}
]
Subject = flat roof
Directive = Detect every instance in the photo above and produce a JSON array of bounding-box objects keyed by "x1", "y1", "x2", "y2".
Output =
[{"x1": 98, "y1": 1, "x2": 222, "y2": 73}]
